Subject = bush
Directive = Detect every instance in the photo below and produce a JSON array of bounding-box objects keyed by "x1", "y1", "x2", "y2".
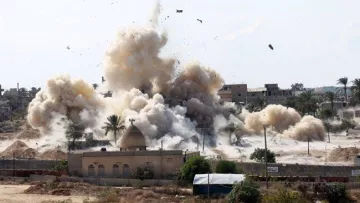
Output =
[
  {"x1": 180, "y1": 156, "x2": 211, "y2": 184},
  {"x1": 250, "y1": 148, "x2": 276, "y2": 163},
  {"x1": 133, "y1": 166, "x2": 154, "y2": 180},
  {"x1": 53, "y1": 160, "x2": 68, "y2": 171},
  {"x1": 262, "y1": 188, "x2": 309, "y2": 203},
  {"x1": 215, "y1": 160, "x2": 241, "y2": 174},
  {"x1": 227, "y1": 179, "x2": 261, "y2": 203},
  {"x1": 322, "y1": 183, "x2": 353, "y2": 203}
]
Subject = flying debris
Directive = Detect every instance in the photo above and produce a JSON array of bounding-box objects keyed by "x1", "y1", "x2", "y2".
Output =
[
  {"x1": 96, "y1": 63, "x2": 102, "y2": 67},
  {"x1": 176, "y1": 9, "x2": 183, "y2": 13},
  {"x1": 176, "y1": 59, "x2": 180, "y2": 64},
  {"x1": 268, "y1": 44, "x2": 274, "y2": 50},
  {"x1": 214, "y1": 36, "x2": 217, "y2": 40},
  {"x1": 66, "y1": 46, "x2": 70, "y2": 50},
  {"x1": 197, "y1": 19, "x2": 203, "y2": 23}
]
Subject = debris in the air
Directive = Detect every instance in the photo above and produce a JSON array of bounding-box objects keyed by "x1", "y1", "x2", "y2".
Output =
[
  {"x1": 176, "y1": 10, "x2": 183, "y2": 13},
  {"x1": 66, "y1": 46, "x2": 70, "y2": 50},
  {"x1": 214, "y1": 36, "x2": 217, "y2": 40},
  {"x1": 268, "y1": 44, "x2": 274, "y2": 50},
  {"x1": 96, "y1": 63, "x2": 102, "y2": 67},
  {"x1": 197, "y1": 19, "x2": 203, "y2": 23},
  {"x1": 177, "y1": 60, "x2": 180, "y2": 64}
]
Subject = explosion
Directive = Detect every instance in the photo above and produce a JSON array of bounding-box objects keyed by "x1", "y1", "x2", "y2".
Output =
[{"x1": 27, "y1": 2, "x2": 326, "y2": 154}]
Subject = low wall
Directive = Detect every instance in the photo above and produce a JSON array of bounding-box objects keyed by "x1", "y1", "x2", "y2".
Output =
[
  {"x1": 236, "y1": 162, "x2": 360, "y2": 180},
  {"x1": 0, "y1": 160, "x2": 61, "y2": 170},
  {"x1": 30, "y1": 174, "x2": 57, "y2": 182},
  {"x1": 58, "y1": 176, "x2": 173, "y2": 186}
]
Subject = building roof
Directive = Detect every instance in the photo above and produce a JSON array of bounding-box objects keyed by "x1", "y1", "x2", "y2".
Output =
[
  {"x1": 193, "y1": 174, "x2": 245, "y2": 185},
  {"x1": 119, "y1": 124, "x2": 147, "y2": 149}
]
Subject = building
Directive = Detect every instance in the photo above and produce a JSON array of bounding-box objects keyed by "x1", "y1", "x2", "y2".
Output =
[
  {"x1": 218, "y1": 83, "x2": 293, "y2": 105},
  {"x1": 67, "y1": 123, "x2": 199, "y2": 178},
  {"x1": 0, "y1": 101, "x2": 11, "y2": 122}
]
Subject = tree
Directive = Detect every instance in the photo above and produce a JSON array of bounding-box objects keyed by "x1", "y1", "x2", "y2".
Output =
[
  {"x1": 319, "y1": 108, "x2": 333, "y2": 120},
  {"x1": 337, "y1": 77, "x2": 348, "y2": 104},
  {"x1": 65, "y1": 121, "x2": 85, "y2": 151},
  {"x1": 291, "y1": 83, "x2": 305, "y2": 91},
  {"x1": 30, "y1": 87, "x2": 40, "y2": 98},
  {"x1": 102, "y1": 115, "x2": 125, "y2": 145},
  {"x1": 180, "y1": 156, "x2": 211, "y2": 184},
  {"x1": 92, "y1": 83, "x2": 98, "y2": 90},
  {"x1": 323, "y1": 121, "x2": 332, "y2": 143},
  {"x1": 215, "y1": 160, "x2": 242, "y2": 174},
  {"x1": 227, "y1": 179, "x2": 261, "y2": 203},
  {"x1": 262, "y1": 187, "x2": 308, "y2": 203},
  {"x1": 325, "y1": 91, "x2": 335, "y2": 114},
  {"x1": 351, "y1": 78, "x2": 360, "y2": 104},
  {"x1": 297, "y1": 91, "x2": 318, "y2": 116},
  {"x1": 250, "y1": 148, "x2": 276, "y2": 163}
]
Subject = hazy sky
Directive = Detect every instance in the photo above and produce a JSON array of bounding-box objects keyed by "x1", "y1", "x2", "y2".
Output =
[{"x1": 0, "y1": 0, "x2": 359, "y2": 90}]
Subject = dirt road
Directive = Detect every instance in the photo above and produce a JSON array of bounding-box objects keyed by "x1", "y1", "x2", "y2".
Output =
[{"x1": 0, "y1": 185, "x2": 91, "y2": 203}]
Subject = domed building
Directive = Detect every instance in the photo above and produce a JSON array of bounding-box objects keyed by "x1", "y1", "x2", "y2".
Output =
[
  {"x1": 67, "y1": 119, "x2": 200, "y2": 181},
  {"x1": 119, "y1": 124, "x2": 147, "y2": 151}
]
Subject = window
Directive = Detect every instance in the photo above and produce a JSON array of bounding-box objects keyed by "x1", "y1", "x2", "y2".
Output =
[
  {"x1": 98, "y1": 164, "x2": 105, "y2": 177},
  {"x1": 123, "y1": 164, "x2": 130, "y2": 178},
  {"x1": 88, "y1": 165, "x2": 95, "y2": 176},
  {"x1": 113, "y1": 164, "x2": 120, "y2": 177},
  {"x1": 238, "y1": 93, "x2": 241, "y2": 96}
]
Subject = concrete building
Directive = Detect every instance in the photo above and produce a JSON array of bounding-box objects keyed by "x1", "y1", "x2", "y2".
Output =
[
  {"x1": 68, "y1": 123, "x2": 199, "y2": 178},
  {"x1": 218, "y1": 83, "x2": 293, "y2": 105}
]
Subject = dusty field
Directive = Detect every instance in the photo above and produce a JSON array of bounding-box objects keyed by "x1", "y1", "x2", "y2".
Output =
[{"x1": 0, "y1": 185, "x2": 91, "y2": 203}]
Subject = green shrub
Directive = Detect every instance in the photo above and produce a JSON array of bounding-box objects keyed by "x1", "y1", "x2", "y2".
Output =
[
  {"x1": 53, "y1": 160, "x2": 68, "y2": 171},
  {"x1": 133, "y1": 166, "x2": 154, "y2": 180},
  {"x1": 215, "y1": 160, "x2": 241, "y2": 174},
  {"x1": 262, "y1": 188, "x2": 309, "y2": 203},
  {"x1": 323, "y1": 183, "x2": 353, "y2": 203},
  {"x1": 227, "y1": 179, "x2": 261, "y2": 203},
  {"x1": 180, "y1": 156, "x2": 211, "y2": 184},
  {"x1": 250, "y1": 148, "x2": 276, "y2": 163}
]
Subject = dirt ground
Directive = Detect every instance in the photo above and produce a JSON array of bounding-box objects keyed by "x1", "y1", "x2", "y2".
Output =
[{"x1": 0, "y1": 185, "x2": 92, "y2": 203}]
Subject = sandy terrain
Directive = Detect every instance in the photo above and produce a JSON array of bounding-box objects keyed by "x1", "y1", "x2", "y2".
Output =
[{"x1": 0, "y1": 185, "x2": 91, "y2": 203}]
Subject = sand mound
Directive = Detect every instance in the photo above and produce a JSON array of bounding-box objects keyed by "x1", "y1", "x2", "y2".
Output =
[
  {"x1": 37, "y1": 148, "x2": 67, "y2": 160},
  {"x1": 16, "y1": 129, "x2": 41, "y2": 139},
  {"x1": 328, "y1": 147, "x2": 360, "y2": 162},
  {"x1": 0, "y1": 140, "x2": 39, "y2": 159}
]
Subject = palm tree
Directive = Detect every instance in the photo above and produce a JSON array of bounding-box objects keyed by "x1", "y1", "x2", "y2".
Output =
[
  {"x1": 298, "y1": 91, "x2": 318, "y2": 116},
  {"x1": 337, "y1": 77, "x2": 348, "y2": 104},
  {"x1": 102, "y1": 115, "x2": 125, "y2": 145},
  {"x1": 352, "y1": 78, "x2": 360, "y2": 103},
  {"x1": 325, "y1": 91, "x2": 335, "y2": 115}
]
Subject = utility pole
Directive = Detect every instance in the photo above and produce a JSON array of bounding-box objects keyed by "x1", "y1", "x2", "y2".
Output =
[
  {"x1": 202, "y1": 123, "x2": 205, "y2": 152},
  {"x1": 263, "y1": 125, "x2": 268, "y2": 189},
  {"x1": 12, "y1": 152, "x2": 15, "y2": 177},
  {"x1": 308, "y1": 136, "x2": 310, "y2": 155},
  {"x1": 207, "y1": 172, "x2": 210, "y2": 200}
]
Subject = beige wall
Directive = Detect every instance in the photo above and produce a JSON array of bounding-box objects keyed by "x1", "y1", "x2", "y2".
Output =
[{"x1": 82, "y1": 154, "x2": 183, "y2": 179}]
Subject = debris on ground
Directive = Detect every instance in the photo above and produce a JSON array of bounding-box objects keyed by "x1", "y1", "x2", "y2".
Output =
[
  {"x1": 328, "y1": 147, "x2": 360, "y2": 162},
  {"x1": 0, "y1": 140, "x2": 38, "y2": 159},
  {"x1": 37, "y1": 148, "x2": 67, "y2": 160},
  {"x1": 268, "y1": 44, "x2": 274, "y2": 50}
]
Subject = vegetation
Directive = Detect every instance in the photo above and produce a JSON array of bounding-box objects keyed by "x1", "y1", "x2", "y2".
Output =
[
  {"x1": 351, "y1": 78, "x2": 360, "y2": 104},
  {"x1": 291, "y1": 83, "x2": 305, "y2": 91},
  {"x1": 325, "y1": 91, "x2": 335, "y2": 116},
  {"x1": 215, "y1": 160, "x2": 242, "y2": 174},
  {"x1": 133, "y1": 166, "x2": 154, "y2": 180},
  {"x1": 65, "y1": 121, "x2": 85, "y2": 151},
  {"x1": 102, "y1": 115, "x2": 125, "y2": 145},
  {"x1": 180, "y1": 156, "x2": 211, "y2": 184},
  {"x1": 227, "y1": 179, "x2": 261, "y2": 203},
  {"x1": 320, "y1": 183, "x2": 353, "y2": 203},
  {"x1": 262, "y1": 187, "x2": 308, "y2": 203},
  {"x1": 337, "y1": 77, "x2": 348, "y2": 103},
  {"x1": 250, "y1": 148, "x2": 276, "y2": 163},
  {"x1": 323, "y1": 121, "x2": 332, "y2": 143},
  {"x1": 53, "y1": 160, "x2": 68, "y2": 171}
]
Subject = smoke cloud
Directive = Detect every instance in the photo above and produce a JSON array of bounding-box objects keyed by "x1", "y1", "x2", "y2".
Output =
[{"x1": 26, "y1": 3, "x2": 326, "y2": 156}]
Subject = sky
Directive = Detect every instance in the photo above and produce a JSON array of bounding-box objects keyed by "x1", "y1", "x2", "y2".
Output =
[{"x1": 0, "y1": 0, "x2": 359, "y2": 90}]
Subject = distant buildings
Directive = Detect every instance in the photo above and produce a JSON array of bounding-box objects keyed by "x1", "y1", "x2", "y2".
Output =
[{"x1": 218, "y1": 83, "x2": 293, "y2": 105}]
